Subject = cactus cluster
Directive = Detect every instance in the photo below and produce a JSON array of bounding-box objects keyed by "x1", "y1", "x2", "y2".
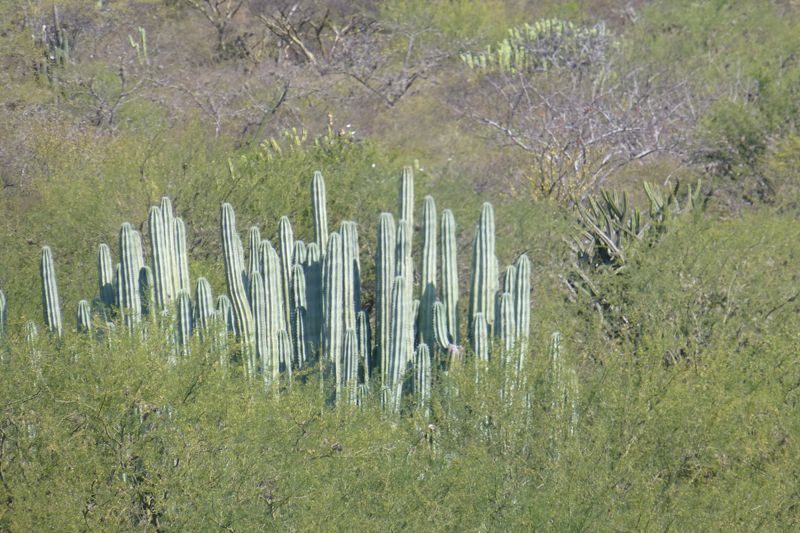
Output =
[{"x1": 5, "y1": 166, "x2": 541, "y2": 415}]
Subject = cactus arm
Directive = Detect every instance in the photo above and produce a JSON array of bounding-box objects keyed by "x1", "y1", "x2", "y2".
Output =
[
  {"x1": 419, "y1": 196, "x2": 437, "y2": 352},
  {"x1": 77, "y1": 300, "x2": 92, "y2": 335},
  {"x1": 440, "y1": 209, "x2": 459, "y2": 345},
  {"x1": 40, "y1": 246, "x2": 63, "y2": 337},
  {"x1": 375, "y1": 212, "x2": 396, "y2": 391},
  {"x1": 176, "y1": 289, "x2": 193, "y2": 354},
  {"x1": 174, "y1": 217, "x2": 191, "y2": 293},
  {"x1": 311, "y1": 171, "x2": 329, "y2": 253},
  {"x1": 98, "y1": 243, "x2": 115, "y2": 310}
]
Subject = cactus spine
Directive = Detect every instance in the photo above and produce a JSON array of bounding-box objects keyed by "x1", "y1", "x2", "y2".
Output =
[
  {"x1": 375, "y1": 212, "x2": 396, "y2": 391},
  {"x1": 419, "y1": 196, "x2": 437, "y2": 352},
  {"x1": 468, "y1": 203, "x2": 497, "y2": 345},
  {"x1": 220, "y1": 203, "x2": 256, "y2": 377},
  {"x1": 311, "y1": 171, "x2": 328, "y2": 253},
  {"x1": 40, "y1": 246, "x2": 62, "y2": 337}
]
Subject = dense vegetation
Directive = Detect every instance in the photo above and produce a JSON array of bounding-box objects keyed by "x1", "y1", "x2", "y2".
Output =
[{"x1": 2, "y1": 0, "x2": 800, "y2": 530}]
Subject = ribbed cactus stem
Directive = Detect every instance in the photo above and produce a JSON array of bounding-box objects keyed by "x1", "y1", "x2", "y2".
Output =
[
  {"x1": 247, "y1": 226, "x2": 262, "y2": 286},
  {"x1": 0, "y1": 289, "x2": 6, "y2": 339},
  {"x1": 40, "y1": 246, "x2": 62, "y2": 337},
  {"x1": 293, "y1": 240, "x2": 307, "y2": 267},
  {"x1": 387, "y1": 276, "x2": 410, "y2": 413},
  {"x1": 396, "y1": 220, "x2": 413, "y2": 355},
  {"x1": 261, "y1": 240, "x2": 289, "y2": 365},
  {"x1": 514, "y1": 254, "x2": 531, "y2": 372},
  {"x1": 440, "y1": 209, "x2": 459, "y2": 345},
  {"x1": 311, "y1": 171, "x2": 328, "y2": 253},
  {"x1": 176, "y1": 289, "x2": 193, "y2": 354},
  {"x1": 291, "y1": 264, "x2": 308, "y2": 368},
  {"x1": 160, "y1": 197, "x2": 180, "y2": 293},
  {"x1": 77, "y1": 300, "x2": 92, "y2": 334},
  {"x1": 149, "y1": 206, "x2": 174, "y2": 309},
  {"x1": 139, "y1": 266, "x2": 155, "y2": 321},
  {"x1": 322, "y1": 232, "x2": 343, "y2": 385},
  {"x1": 398, "y1": 166, "x2": 414, "y2": 253},
  {"x1": 174, "y1": 217, "x2": 191, "y2": 292},
  {"x1": 341, "y1": 221, "x2": 358, "y2": 331},
  {"x1": 503, "y1": 265, "x2": 516, "y2": 296},
  {"x1": 215, "y1": 294, "x2": 233, "y2": 364},
  {"x1": 193, "y1": 277, "x2": 215, "y2": 340},
  {"x1": 414, "y1": 344, "x2": 431, "y2": 415},
  {"x1": 419, "y1": 195, "x2": 437, "y2": 351},
  {"x1": 98, "y1": 243, "x2": 115, "y2": 310},
  {"x1": 343, "y1": 328, "x2": 359, "y2": 405},
  {"x1": 220, "y1": 203, "x2": 255, "y2": 377},
  {"x1": 119, "y1": 223, "x2": 142, "y2": 331},
  {"x1": 279, "y1": 216, "x2": 294, "y2": 337},
  {"x1": 250, "y1": 271, "x2": 269, "y2": 381},
  {"x1": 469, "y1": 202, "x2": 497, "y2": 343},
  {"x1": 276, "y1": 329, "x2": 292, "y2": 382},
  {"x1": 433, "y1": 302, "x2": 449, "y2": 351},
  {"x1": 375, "y1": 212, "x2": 396, "y2": 391},
  {"x1": 357, "y1": 310, "x2": 371, "y2": 386},
  {"x1": 473, "y1": 312, "x2": 489, "y2": 366},
  {"x1": 304, "y1": 242, "x2": 323, "y2": 354}
]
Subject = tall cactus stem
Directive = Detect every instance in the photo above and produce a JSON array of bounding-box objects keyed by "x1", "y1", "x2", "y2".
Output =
[
  {"x1": 279, "y1": 216, "x2": 294, "y2": 337},
  {"x1": 468, "y1": 202, "x2": 497, "y2": 343},
  {"x1": 311, "y1": 171, "x2": 328, "y2": 253},
  {"x1": 441, "y1": 209, "x2": 459, "y2": 345},
  {"x1": 176, "y1": 289, "x2": 193, "y2": 354},
  {"x1": 387, "y1": 276, "x2": 410, "y2": 413},
  {"x1": 77, "y1": 300, "x2": 92, "y2": 335},
  {"x1": 322, "y1": 232, "x2": 343, "y2": 391},
  {"x1": 119, "y1": 223, "x2": 142, "y2": 331},
  {"x1": 193, "y1": 277, "x2": 215, "y2": 341},
  {"x1": 304, "y1": 242, "x2": 323, "y2": 355},
  {"x1": 376, "y1": 212, "x2": 396, "y2": 390},
  {"x1": 291, "y1": 264, "x2": 308, "y2": 367},
  {"x1": 40, "y1": 246, "x2": 62, "y2": 337},
  {"x1": 98, "y1": 243, "x2": 115, "y2": 311},
  {"x1": 174, "y1": 217, "x2": 191, "y2": 292},
  {"x1": 419, "y1": 195, "x2": 437, "y2": 352},
  {"x1": 149, "y1": 206, "x2": 174, "y2": 309},
  {"x1": 220, "y1": 203, "x2": 255, "y2": 377}
]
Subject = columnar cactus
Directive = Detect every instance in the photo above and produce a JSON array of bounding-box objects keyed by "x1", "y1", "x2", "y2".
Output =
[
  {"x1": 342, "y1": 328, "x2": 359, "y2": 405},
  {"x1": 174, "y1": 217, "x2": 191, "y2": 292},
  {"x1": 341, "y1": 221, "x2": 358, "y2": 331},
  {"x1": 139, "y1": 266, "x2": 155, "y2": 320},
  {"x1": 311, "y1": 171, "x2": 328, "y2": 253},
  {"x1": 220, "y1": 203, "x2": 256, "y2": 377},
  {"x1": 160, "y1": 197, "x2": 181, "y2": 293},
  {"x1": 291, "y1": 264, "x2": 308, "y2": 367},
  {"x1": 261, "y1": 240, "x2": 289, "y2": 362},
  {"x1": 40, "y1": 246, "x2": 62, "y2": 337},
  {"x1": 276, "y1": 329, "x2": 292, "y2": 381},
  {"x1": 0, "y1": 289, "x2": 6, "y2": 340},
  {"x1": 398, "y1": 166, "x2": 414, "y2": 253},
  {"x1": 247, "y1": 226, "x2": 262, "y2": 286},
  {"x1": 414, "y1": 344, "x2": 432, "y2": 416},
  {"x1": 375, "y1": 212, "x2": 396, "y2": 390},
  {"x1": 118, "y1": 223, "x2": 142, "y2": 330},
  {"x1": 77, "y1": 300, "x2": 92, "y2": 334},
  {"x1": 387, "y1": 275, "x2": 410, "y2": 413},
  {"x1": 98, "y1": 244, "x2": 115, "y2": 310},
  {"x1": 176, "y1": 289, "x2": 193, "y2": 354},
  {"x1": 440, "y1": 209, "x2": 459, "y2": 346},
  {"x1": 358, "y1": 310, "x2": 371, "y2": 386},
  {"x1": 304, "y1": 242, "x2": 323, "y2": 353},
  {"x1": 395, "y1": 220, "x2": 413, "y2": 356},
  {"x1": 468, "y1": 203, "x2": 498, "y2": 344},
  {"x1": 249, "y1": 271, "x2": 269, "y2": 380},
  {"x1": 419, "y1": 196, "x2": 437, "y2": 352},
  {"x1": 322, "y1": 232, "x2": 343, "y2": 386},
  {"x1": 193, "y1": 277, "x2": 215, "y2": 340},
  {"x1": 149, "y1": 206, "x2": 175, "y2": 309},
  {"x1": 472, "y1": 312, "x2": 489, "y2": 366},
  {"x1": 293, "y1": 240, "x2": 307, "y2": 267},
  {"x1": 514, "y1": 254, "x2": 531, "y2": 371},
  {"x1": 279, "y1": 216, "x2": 294, "y2": 335}
]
